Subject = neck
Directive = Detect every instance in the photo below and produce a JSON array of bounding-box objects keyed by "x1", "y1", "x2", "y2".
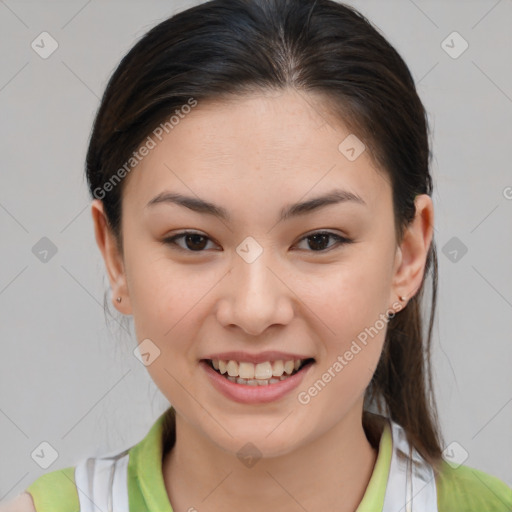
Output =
[{"x1": 162, "y1": 406, "x2": 382, "y2": 512}]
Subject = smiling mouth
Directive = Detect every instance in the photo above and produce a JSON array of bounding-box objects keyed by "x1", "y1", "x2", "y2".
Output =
[{"x1": 202, "y1": 358, "x2": 315, "y2": 386}]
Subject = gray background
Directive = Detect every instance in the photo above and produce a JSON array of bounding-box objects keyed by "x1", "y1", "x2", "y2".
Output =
[{"x1": 1, "y1": 0, "x2": 511, "y2": 501}]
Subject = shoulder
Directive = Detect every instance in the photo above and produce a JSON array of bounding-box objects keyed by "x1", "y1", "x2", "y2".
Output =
[
  {"x1": 436, "y1": 460, "x2": 512, "y2": 511},
  {"x1": 21, "y1": 466, "x2": 79, "y2": 512},
  {"x1": 0, "y1": 492, "x2": 37, "y2": 512}
]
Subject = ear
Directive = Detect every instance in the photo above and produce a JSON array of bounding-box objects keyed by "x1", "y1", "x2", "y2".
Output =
[
  {"x1": 390, "y1": 194, "x2": 434, "y2": 307},
  {"x1": 91, "y1": 199, "x2": 132, "y2": 315}
]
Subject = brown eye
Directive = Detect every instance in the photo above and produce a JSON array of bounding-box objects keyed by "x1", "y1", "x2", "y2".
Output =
[
  {"x1": 163, "y1": 232, "x2": 216, "y2": 252},
  {"x1": 296, "y1": 231, "x2": 353, "y2": 252},
  {"x1": 163, "y1": 230, "x2": 352, "y2": 254}
]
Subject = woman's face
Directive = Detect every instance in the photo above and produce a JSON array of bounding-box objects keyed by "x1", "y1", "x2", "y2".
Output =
[{"x1": 93, "y1": 89, "x2": 432, "y2": 457}]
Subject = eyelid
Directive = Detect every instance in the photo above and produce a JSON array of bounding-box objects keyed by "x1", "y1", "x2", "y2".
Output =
[
  {"x1": 297, "y1": 228, "x2": 350, "y2": 242},
  {"x1": 162, "y1": 229, "x2": 353, "y2": 253},
  {"x1": 163, "y1": 230, "x2": 220, "y2": 252},
  {"x1": 293, "y1": 231, "x2": 353, "y2": 252}
]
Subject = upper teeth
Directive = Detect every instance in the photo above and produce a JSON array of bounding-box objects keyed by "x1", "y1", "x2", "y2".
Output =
[{"x1": 211, "y1": 359, "x2": 303, "y2": 379}]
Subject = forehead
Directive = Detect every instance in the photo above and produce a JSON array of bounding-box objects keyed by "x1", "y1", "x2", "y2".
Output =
[{"x1": 123, "y1": 89, "x2": 391, "y2": 215}]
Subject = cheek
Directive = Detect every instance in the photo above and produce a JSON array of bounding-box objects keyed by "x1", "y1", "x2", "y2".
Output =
[
  {"x1": 123, "y1": 242, "x2": 195, "y2": 339},
  {"x1": 124, "y1": 244, "x2": 226, "y2": 364},
  {"x1": 125, "y1": 253, "x2": 207, "y2": 402},
  {"x1": 301, "y1": 257, "x2": 392, "y2": 334},
  {"x1": 297, "y1": 253, "x2": 392, "y2": 387}
]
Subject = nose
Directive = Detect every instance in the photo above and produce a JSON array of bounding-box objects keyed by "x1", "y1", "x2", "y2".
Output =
[{"x1": 215, "y1": 248, "x2": 294, "y2": 336}]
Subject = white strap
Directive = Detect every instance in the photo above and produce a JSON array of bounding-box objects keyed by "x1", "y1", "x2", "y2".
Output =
[
  {"x1": 382, "y1": 420, "x2": 438, "y2": 512},
  {"x1": 74, "y1": 449, "x2": 130, "y2": 512}
]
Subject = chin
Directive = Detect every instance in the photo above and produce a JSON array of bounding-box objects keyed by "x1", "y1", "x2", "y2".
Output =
[{"x1": 203, "y1": 417, "x2": 308, "y2": 460}]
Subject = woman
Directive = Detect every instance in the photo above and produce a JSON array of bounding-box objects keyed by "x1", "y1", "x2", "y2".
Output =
[{"x1": 8, "y1": 0, "x2": 511, "y2": 510}]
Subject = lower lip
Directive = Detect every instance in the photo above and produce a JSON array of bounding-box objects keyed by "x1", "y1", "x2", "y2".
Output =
[{"x1": 200, "y1": 360, "x2": 314, "y2": 404}]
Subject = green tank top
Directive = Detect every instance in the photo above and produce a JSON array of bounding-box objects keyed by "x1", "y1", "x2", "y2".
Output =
[{"x1": 25, "y1": 407, "x2": 512, "y2": 511}]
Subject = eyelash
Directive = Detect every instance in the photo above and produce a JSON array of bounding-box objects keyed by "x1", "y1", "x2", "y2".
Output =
[{"x1": 162, "y1": 230, "x2": 353, "y2": 253}]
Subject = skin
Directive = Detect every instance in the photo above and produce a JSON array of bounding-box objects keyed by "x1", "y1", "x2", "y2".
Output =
[
  {"x1": 91, "y1": 88, "x2": 434, "y2": 512},
  {"x1": 0, "y1": 492, "x2": 36, "y2": 512}
]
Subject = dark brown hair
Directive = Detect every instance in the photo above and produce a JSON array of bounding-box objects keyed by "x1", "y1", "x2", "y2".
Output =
[{"x1": 85, "y1": 0, "x2": 444, "y2": 471}]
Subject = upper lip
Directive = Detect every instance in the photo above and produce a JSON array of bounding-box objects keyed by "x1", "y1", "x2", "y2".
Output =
[{"x1": 201, "y1": 351, "x2": 314, "y2": 364}]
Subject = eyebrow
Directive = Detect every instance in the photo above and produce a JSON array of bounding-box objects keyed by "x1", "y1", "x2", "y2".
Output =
[{"x1": 145, "y1": 188, "x2": 366, "y2": 222}]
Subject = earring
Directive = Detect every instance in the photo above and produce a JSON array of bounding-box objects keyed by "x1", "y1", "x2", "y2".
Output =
[
  {"x1": 399, "y1": 295, "x2": 406, "y2": 302},
  {"x1": 116, "y1": 296, "x2": 122, "y2": 303}
]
